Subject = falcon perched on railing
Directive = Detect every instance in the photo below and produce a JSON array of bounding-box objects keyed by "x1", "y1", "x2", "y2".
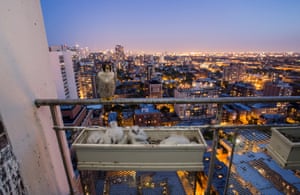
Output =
[{"x1": 96, "y1": 62, "x2": 116, "y2": 99}]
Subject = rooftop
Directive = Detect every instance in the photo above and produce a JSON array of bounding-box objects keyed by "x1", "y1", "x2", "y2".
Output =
[
  {"x1": 233, "y1": 152, "x2": 300, "y2": 193},
  {"x1": 232, "y1": 103, "x2": 251, "y2": 112},
  {"x1": 251, "y1": 103, "x2": 277, "y2": 109}
]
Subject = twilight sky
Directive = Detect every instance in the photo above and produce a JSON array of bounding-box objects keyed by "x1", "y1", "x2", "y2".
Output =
[{"x1": 41, "y1": 0, "x2": 300, "y2": 53}]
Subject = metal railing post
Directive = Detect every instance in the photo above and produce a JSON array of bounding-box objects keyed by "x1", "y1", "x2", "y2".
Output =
[
  {"x1": 205, "y1": 103, "x2": 222, "y2": 195},
  {"x1": 224, "y1": 131, "x2": 238, "y2": 194},
  {"x1": 205, "y1": 128, "x2": 219, "y2": 195},
  {"x1": 50, "y1": 106, "x2": 74, "y2": 195}
]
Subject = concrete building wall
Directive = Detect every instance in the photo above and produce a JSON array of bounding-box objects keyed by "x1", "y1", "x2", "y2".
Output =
[{"x1": 0, "y1": 0, "x2": 72, "y2": 194}]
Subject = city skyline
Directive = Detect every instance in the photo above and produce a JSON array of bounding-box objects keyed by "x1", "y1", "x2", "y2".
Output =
[
  {"x1": 2, "y1": 1, "x2": 300, "y2": 195},
  {"x1": 41, "y1": 0, "x2": 300, "y2": 53}
]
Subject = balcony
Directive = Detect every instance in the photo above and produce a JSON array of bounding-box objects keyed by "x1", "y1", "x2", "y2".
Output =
[{"x1": 35, "y1": 96, "x2": 300, "y2": 195}]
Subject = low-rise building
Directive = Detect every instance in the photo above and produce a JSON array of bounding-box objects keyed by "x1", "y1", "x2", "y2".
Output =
[
  {"x1": 134, "y1": 104, "x2": 161, "y2": 126},
  {"x1": 258, "y1": 114, "x2": 285, "y2": 125},
  {"x1": 251, "y1": 103, "x2": 279, "y2": 119},
  {"x1": 230, "y1": 82, "x2": 256, "y2": 97},
  {"x1": 263, "y1": 81, "x2": 293, "y2": 96},
  {"x1": 174, "y1": 85, "x2": 220, "y2": 120}
]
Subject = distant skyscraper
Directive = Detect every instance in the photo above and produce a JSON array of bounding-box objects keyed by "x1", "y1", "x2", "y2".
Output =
[
  {"x1": 114, "y1": 44, "x2": 125, "y2": 62},
  {"x1": 49, "y1": 47, "x2": 78, "y2": 99}
]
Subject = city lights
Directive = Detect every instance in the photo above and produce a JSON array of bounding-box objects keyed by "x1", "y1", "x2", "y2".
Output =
[{"x1": 2, "y1": 1, "x2": 300, "y2": 195}]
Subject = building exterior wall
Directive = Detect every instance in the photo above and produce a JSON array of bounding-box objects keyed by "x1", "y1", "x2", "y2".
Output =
[{"x1": 0, "y1": 1, "x2": 71, "y2": 194}]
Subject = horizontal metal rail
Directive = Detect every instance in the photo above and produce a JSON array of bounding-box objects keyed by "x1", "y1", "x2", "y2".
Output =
[
  {"x1": 53, "y1": 123, "x2": 299, "y2": 131},
  {"x1": 35, "y1": 96, "x2": 300, "y2": 106}
]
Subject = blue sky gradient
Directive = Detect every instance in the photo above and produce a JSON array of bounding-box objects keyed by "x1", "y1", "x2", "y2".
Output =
[{"x1": 41, "y1": 0, "x2": 300, "y2": 53}]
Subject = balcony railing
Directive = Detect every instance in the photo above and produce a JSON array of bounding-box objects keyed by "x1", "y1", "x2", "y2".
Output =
[{"x1": 35, "y1": 96, "x2": 300, "y2": 195}]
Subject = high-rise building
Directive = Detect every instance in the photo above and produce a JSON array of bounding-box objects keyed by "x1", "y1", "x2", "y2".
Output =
[{"x1": 49, "y1": 48, "x2": 78, "y2": 99}]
